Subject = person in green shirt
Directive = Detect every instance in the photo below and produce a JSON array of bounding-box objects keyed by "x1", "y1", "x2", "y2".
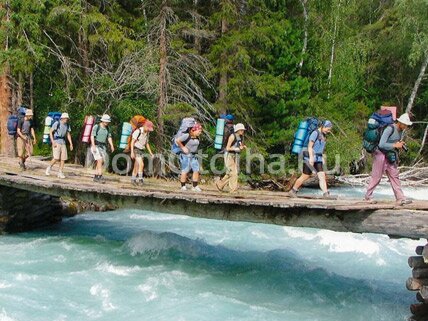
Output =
[{"x1": 90, "y1": 114, "x2": 115, "y2": 183}]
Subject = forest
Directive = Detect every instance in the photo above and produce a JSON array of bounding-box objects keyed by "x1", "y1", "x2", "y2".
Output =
[{"x1": 0, "y1": 0, "x2": 427, "y2": 176}]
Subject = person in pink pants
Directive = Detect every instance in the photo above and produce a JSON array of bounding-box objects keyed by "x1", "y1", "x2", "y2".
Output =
[{"x1": 365, "y1": 113, "x2": 413, "y2": 205}]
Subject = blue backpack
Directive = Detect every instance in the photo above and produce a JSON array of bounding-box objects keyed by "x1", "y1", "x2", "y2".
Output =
[
  {"x1": 363, "y1": 110, "x2": 394, "y2": 153},
  {"x1": 7, "y1": 106, "x2": 27, "y2": 136},
  {"x1": 291, "y1": 117, "x2": 321, "y2": 155},
  {"x1": 171, "y1": 117, "x2": 196, "y2": 154}
]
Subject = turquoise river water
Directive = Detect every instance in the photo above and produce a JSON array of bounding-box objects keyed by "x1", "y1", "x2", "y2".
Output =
[{"x1": 0, "y1": 185, "x2": 427, "y2": 321}]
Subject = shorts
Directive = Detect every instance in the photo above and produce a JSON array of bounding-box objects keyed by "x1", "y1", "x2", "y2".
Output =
[
  {"x1": 303, "y1": 161, "x2": 324, "y2": 175},
  {"x1": 53, "y1": 143, "x2": 68, "y2": 161},
  {"x1": 17, "y1": 137, "x2": 33, "y2": 158},
  {"x1": 134, "y1": 148, "x2": 146, "y2": 159},
  {"x1": 92, "y1": 145, "x2": 107, "y2": 162},
  {"x1": 180, "y1": 154, "x2": 200, "y2": 174}
]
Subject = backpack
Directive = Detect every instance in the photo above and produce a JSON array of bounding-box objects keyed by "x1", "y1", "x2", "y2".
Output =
[
  {"x1": 52, "y1": 121, "x2": 70, "y2": 140},
  {"x1": 43, "y1": 112, "x2": 62, "y2": 144},
  {"x1": 7, "y1": 106, "x2": 27, "y2": 136},
  {"x1": 123, "y1": 115, "x2": 147, "y2": 153},
  {"x1": 171, "y1": 117, "x2": 197, "y2": 154},
  {"x1": 363, "y1": 110, "x2": 394, "y2": 153},
  {"x1": 291, "y1": 117, "x2": 321, "y2": 155}
]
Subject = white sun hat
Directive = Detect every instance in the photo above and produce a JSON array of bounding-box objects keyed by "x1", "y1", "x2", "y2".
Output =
[
  {"x1": 60, "y1": 113, "x2": 70, "y2": 119},
  {"x1": 100, "y1": 114, "x2": 111, "y2": 123},
  {"x1": 234, "y1": 123, "x2": 246, "y2": 132},
  {"x1": 397, "y1": 113, "x2": 413, "y2": 126}
]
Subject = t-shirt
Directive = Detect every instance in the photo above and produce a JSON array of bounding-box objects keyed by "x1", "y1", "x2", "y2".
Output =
[
  {"x1": 379, "y1": 124, "x2": 402, "y2": 151},
  {"x1": 132, "y1": 128, "x2": 149, "y2": 150},
  {"x1": 18, "y1": 119, "x2": 33, "y2": 136},
  {"x1": 92, "y1": 124, "x2": 111, "y2": 144},
  {"x1": 51, "y1": 121, "x2": 71, "y2": 145},
  {"x1": 305, "y1": 130, "x2": 326, "y2": 163},
  {"x1": 177, "y1": 133, "x2": 199, "y2": 154}
]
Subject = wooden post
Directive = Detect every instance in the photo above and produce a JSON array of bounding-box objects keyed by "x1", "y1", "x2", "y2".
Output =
[{"x1": 0, "y1": 73, "x2": 14, "y2": 156}]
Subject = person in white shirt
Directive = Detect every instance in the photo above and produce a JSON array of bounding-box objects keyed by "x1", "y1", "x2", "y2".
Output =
[{"x1": 130, "y1": 120, "x2": 154, "y2": 185}]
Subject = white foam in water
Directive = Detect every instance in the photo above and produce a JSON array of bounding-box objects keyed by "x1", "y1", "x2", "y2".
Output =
[
  {"x1": 95, "y1": 262, "x2": 142, "y2": 276},
  {"x1": 0, "y1": 309, "x2": 17, "y2": 321},
  {"x1": 89, "y1": 284, "x2": 117, "y2": 312}
]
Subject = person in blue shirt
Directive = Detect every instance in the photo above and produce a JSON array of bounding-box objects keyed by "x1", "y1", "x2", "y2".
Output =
[{"x1": 289, "y1": 120, "x2": 333, "y2": 198}]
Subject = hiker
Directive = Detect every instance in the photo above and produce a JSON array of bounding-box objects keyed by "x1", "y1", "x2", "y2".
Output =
[
  {"x1": 91, "y1": 114, "x2": 114, "y2": 183},
  {"x1": 365, "y1": 113, "x2": 413, "y2": 205},
  {"x1": 288, "y1": 120, "x2": 333, "y2": 198},
  {"x1": 130, "y1": 120, "x2": 154, "y2": 186},
  {"x1": 176, "y1": 123, "x2": 203, "y2": 192},
  {"x1": 216, "y1": 123, "x2": 247, "y2": 193},
  {"x1": 16, "y1": 109, "x2": 36, "y2": 170},
  {"x1": 45, "y1": 113, "x2": 73, "y2": 178}
]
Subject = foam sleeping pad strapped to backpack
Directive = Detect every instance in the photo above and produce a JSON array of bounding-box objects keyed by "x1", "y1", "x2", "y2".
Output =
[
  {"x1": 291, "y1": 117, "x2": 321, "y2": 155},
  {"x1": 82, "y1": 115, "x2": 95, "y2": 143},
  {"x1": 171, "y1": 117, "x2": 197, "y2": 154},
  {"x1": 43, "y1": 112, "x2": 62, "y2": 144},
  {"x1": 363, "y1": 110, "x2": 394, "y2": 153},
  {"x1": 7, "y1": 106, "x2": 27, "y2": 137},
  {"x1": 119, "y1": 122, "x2": 133, "y2": 150},
  {"x1": 214, "y1": 118, "x2": 226, "y2": 150}
]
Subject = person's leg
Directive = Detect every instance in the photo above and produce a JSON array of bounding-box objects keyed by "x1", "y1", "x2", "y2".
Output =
[
  {"x1": 180, "y1": 155, "x2": 190, "y2": 190},
  {"x1": 191, "y1": 157, "x2": 201, "y2": 191},
  {"x1": 317, "y1": 171, "x2": 328, "y2": 194},
  {"x1": 365, "y1": 150, "x2": 386, "y2": 200},
  {"x1": 385, "y1": 162, "x2": 406, "y2": 202},
  {"x1": 217, "y1": 154, "x2": 232, "y2": 190},
  {"x1": 292, "y1": 173, "x2": 311, "y2": 191},
  {"x1": 229, "y1": 155, "x2": 239, "y2": 192}
]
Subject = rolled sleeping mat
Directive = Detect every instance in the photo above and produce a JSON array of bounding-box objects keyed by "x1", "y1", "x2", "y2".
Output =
[
  {"x1": 214, "y1": 118, "x2": 226, "y2": 150},
  {"x1": 291, "y1": 120, "x2": 308, "y2": 155},
  {"x1": 43, "y1": 116, "x2": 53, "y2": 144},
  {"x1": 119, "y1": 122, "x2": 133, "y2": 149},
  {"x1": 82, "y1": 115, "x2": 95, "y2": 143}
]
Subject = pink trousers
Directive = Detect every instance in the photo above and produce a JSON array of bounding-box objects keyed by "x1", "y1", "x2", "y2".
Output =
[{"x1": 365, "y1": 150, "x2": 405, "y2": 201}]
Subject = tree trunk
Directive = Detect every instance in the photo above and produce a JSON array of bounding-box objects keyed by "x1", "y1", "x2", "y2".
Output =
[
  {"x1": 406, "y1": 54, "x2": 428, "y2": 115},
  {"x1": 0, "y1": 73, "x2": 14, "y2": 156},
  {"x1": 217, "y1": 5, "x2": 229, "y2": 114},
  {"x1": 193, "y1": 0, "x2": 201, "y2": 53},
  {"x1": 327, "y1": 0, "x2": 341, "y2": 99},
  {"x1": 157, "y1": 5, "x2": 168, "y2": 151},
  {"x1": 298, "y1": 0, "x2": 308, "y2": 72},
  {"x1": 78, "y1": 0, "x2": 89, "y2": 76},
  {"x1": 29, "y1": 72, "x2": 33, "y2": 110}
]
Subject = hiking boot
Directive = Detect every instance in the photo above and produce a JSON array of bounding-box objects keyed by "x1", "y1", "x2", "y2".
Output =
[
  {"x1": 215, "y1": 181, "x2": 224, "y2": 192},
  {"x1": 192, "y1": 186, "x2": 202, "y2": 193},
  {"x1": 93, "y1": 175, "x2": 100, "y2": 183},
  {"x1": 138, "y1": 178, "x2": 144, "y2": 186},
  {"x1": 398, "y1": 199, "x2": 412, "y2": 206},
  {"x1": 180, "y1": 186, "x2": 187, "y2": 191},
  {"x1": 363, "y1": 198, "x2": 377, "y2": 204},
  {"x1": 45, "y1": 166, "x2": 51, "y2": 176},
  {"x1": 19, "y1": 160, "x2": 26, "y2": 171},
  {"x1": 57, "y1": 172, "x2": 66, "y2": 179},
  {"x1": 98, "y1": 176, "x2": 106, "y2": 184},
  {"x1": 287, "y1": 189, "x2": 298, "y2": 198},
  {"x1": 131, "y1": 178, "x2": 138, "y2": 186}
]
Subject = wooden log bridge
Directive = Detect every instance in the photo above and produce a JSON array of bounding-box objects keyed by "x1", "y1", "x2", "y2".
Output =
[{"x1": 0, "y1": 156, "x2": 427, "y2": 238}]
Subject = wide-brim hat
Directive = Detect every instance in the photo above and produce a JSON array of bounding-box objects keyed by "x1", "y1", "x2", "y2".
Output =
[
  {"x1": 397, "y1": 113, "x2": 413, "y2": 126},
  {"x1": 145, "y1": 120, "x2": 154, "y2": 132},
  {"x1": 61, "y1": 112, "x2": 70, "y2": 119},
  {"x1": 25, "y1": 109, "x2": 33, "y2": 116},
  {"x1": 100, "y1": 114, "x2": 111, "y2": 123},
  {"x1": 234, "y1": 123, "x2": 246, "y2": 132}
]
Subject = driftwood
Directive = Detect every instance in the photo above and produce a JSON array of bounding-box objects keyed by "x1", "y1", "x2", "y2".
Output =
[{"x1": 248, "y1": 174, "x2": 339, "y2": 192}]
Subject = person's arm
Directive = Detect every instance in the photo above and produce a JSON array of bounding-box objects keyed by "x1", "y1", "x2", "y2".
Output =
[
  {"x1": 378, "y1": 126, "x2": 397, "y2": 151},
  {"x1": 176, "y1": 135, "x2": 190, "y2": 154},
  {"x1": 108, "y1": 136, "x2": 114, "y2": 152},
  {"x1": 90, "y1": 125, "x2": 97, "y2": 150},
  {"x1": 31, "y1": 127, "x2": 36, "y2": 145},
  {"x1": 226, "y1": 134, "x2": 239, "y2": 152},
  {"x1": 67, "y1": 132, "x2": 73, "y2": 151},
  {"x1": 17, "y1": 120, "x2": 26, "y2": 140},
  {"x1": 308, "y1": 140, "x2": 315, "y2": 165},
  {"x1": 146, "y1": 143, "x2": 154, "y2": 157}
]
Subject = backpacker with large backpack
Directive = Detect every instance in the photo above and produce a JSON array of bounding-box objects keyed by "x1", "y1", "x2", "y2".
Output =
[
  {"x1": 291, "y1": 117, "x2": 321, "y2": 155},
  {"x1": 42, "y1": 112, "x2": 62, "y2": 144},
  {"x1": 171, "y1": 117, "x2": 197, "y2": 154},
  {"x1": 7, "y1": 106, "x2": 27, "y2": 137},
  {"x1": 119, "y1": 115, "x2": 147, "y2": 153},
  {"x1": 214, "y1": 114, "x2": 234, "y2": 152},
  {"x1": 362, "y1": 110, "x2": 394, "y2": 154}
]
